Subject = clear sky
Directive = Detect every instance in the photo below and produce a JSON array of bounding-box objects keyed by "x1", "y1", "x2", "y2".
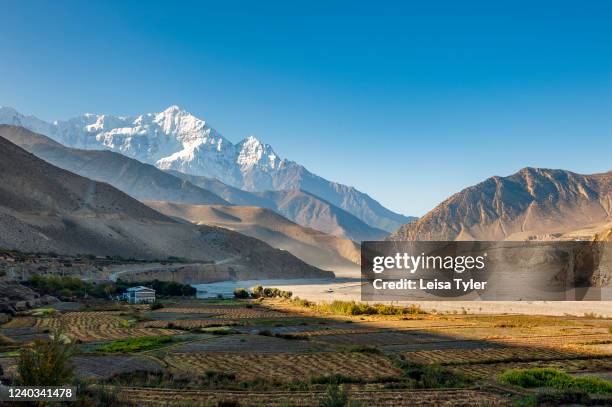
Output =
[{"x1": 1, "y1": 1, "x2": 611, "y2": 216}]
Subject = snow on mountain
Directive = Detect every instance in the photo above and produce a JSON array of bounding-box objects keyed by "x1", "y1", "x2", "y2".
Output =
[{"x1": 0, "y1": 105, "x2": 413, "y2": 231}]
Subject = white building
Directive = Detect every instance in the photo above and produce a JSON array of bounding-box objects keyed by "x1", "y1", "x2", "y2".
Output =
[{"x1": 124, "y1": 286, "x2": 156, "y2": 304}]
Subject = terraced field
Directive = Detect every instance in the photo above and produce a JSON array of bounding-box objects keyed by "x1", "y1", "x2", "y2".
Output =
[
  {"x1": 405, "y1": 346, "x2": 607, "y2": 365},
  {"x1": 449, "y1": 357, "x2": 612, "y2": 379},
  {"x1": 117, "y1": 388, "x2": 512, "y2": 406},
  {"x1": 156, "y1": 306, "x2": 290, "y2": 319},
  {"x1": 1, "y1": 296, "x2": 610, "y2": 406},
  {"x1": 34, "y1": 311, "x2": 181, "y2": 342},
  {"x1": 165, "y1": 352, "x2": 402, "y2": 381},
  {"x1": 168, "y1": 334, "x2": 322, "y2": 353},
  {"x1": 138, "y1": 319, "x2": 239, "y2": 329}
]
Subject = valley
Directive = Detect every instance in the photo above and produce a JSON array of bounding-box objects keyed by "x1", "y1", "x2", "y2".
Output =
[{"x1": 2, "y1": 4, "x2": 611, "y2": 405}]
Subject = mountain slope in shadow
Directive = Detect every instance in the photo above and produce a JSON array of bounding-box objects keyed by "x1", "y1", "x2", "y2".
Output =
[
  {"x1": 167, "y1": 170, "x2": 388, "y2": 242},
  {"x1": 145, "y1": 201, "x2": 361, "y2": 273},
  {"x1": 0, "y1": 134, "x2": 331, "y2": 279},
  {"x1": 0, "y1": 125, "x2": 228, "y2": 206}
]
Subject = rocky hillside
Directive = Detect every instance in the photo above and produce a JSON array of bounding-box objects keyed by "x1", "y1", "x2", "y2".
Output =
[
  {"x1": 390, "y1": 167, "x2": 612, "y2": 241},
  {"x1": 0, "y1": 135, "x2": 331, "y2": 279}
]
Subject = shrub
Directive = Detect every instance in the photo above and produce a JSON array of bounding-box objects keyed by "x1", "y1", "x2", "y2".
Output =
[
  {"x1": 250, "y1": 285, "x2": 292, "y2": 299},
  {"x1": 18, "y1": 328, "x2": 75, "y2": 386},
  {"x1": 311, "y1": 374, "x2": 362, "y2": 385},
  {"x1": 233, "y1": 288, "x2": 250, "y2": 299},
  {"x1": 500, "y1": 368, "x2": 612, "y2": 394},
  {"x1": 252, "y1": 285, "x2": 264, "y2": 298},
  {"x1": 516, "y1": 389, "x2": 592, "y2": 407},
  {"x1": 319, "y1": 383, "x2": 350, "y2": 407},
  {"x1": 397, "y1": 359, "x2": 471, "y2": 388},
  {"x1": 348, "y1": 345, "x2": 381, "y2": 354},
  {"x1": 203, "y1": 370, "x2": 237, "y2": 383},
  {"x1": 306, "y1": 300, "x2": 425, "y2": 316},
  {"x1": 150, "y1": 301, "x2": 164, "y2": 310}
]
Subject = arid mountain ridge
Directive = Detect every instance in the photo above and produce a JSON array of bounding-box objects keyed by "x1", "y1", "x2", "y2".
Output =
[{"x1": 390, "y1": 167, "x2": 612, "y2": 241}]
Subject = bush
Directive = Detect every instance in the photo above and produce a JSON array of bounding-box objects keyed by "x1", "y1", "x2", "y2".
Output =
[
  {"x1": 150, "y1": 301, "x2": 164, "y2": 310},
  {"x1": 500, "y1": 368, "x2": 612, "y2": 394},
  {"x1": 397, "y1": 359, "x2": 471, "y2": 388},
  {"x1": 203, "y1": 370, "x2": 236, "y2": 383},
  {"x1": 295, "y1": 300, "x2": 425, "y2": 316},
  {"x1": 252, "y1": 285, "x2": 264, "y2": 298},
  {"x1": 18, "y1": 328, "x2": 75, "y2": 386},
  {"x1": 319, "y1": 383, "x2": 350, "y2": 407},
  {"x1": 516, "y1": 389, "x2": 592, "y2": 407},
  {"x1": 349, "y1": 345, "x2": 381, "y2": 354},
  {"x1": 250, "y1": 286, "x2": 292, "y2": 299},
  {"x1": 233, "y1": 288, "x2": 250, "y2": 299}
]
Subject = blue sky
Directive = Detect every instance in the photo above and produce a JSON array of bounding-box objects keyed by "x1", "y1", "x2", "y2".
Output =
[{"x1": 1, "y1": 1, "x2": 611, "y2": 216}]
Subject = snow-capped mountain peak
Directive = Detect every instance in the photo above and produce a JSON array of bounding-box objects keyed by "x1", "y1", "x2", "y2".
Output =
[
  {"x1": 0, "y1": 106, "x2": 412, "y2": 231},
  {"x1": 237, "y1": 135, "x2": 280, "y2": 169}
]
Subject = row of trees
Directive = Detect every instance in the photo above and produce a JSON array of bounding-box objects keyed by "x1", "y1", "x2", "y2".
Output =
[
  {"x1": 233, "y1": 285, "x2": 293, "y2": 299},
  {"x1": 26, "y1": 275, "x2": 196, "y2": 300}
]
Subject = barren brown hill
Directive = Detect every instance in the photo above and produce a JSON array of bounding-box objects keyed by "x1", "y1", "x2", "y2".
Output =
[
  {"x1": 145, "y1": 201, "x2": 361, "y2": 272},
  {"x1": 0, "y1": 135, "x2": 331, "y2": 279},
  {"x1": 0, "y1": 125, "x2": 228, "y2": 206},
  {"x1": 167, "y1": 170, "x2": 388, "y2": 242},
  {"x1": 390, "y1": 167, "x2": 612, "y2": 241}
]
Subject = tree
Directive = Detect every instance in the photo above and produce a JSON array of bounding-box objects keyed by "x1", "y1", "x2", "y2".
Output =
[
  {"x1": 233, "y1": 288, "x2": 249, "y2": 299},
  {"x1": 252, "y1": 285, "x2": 264, "y2": 298}
]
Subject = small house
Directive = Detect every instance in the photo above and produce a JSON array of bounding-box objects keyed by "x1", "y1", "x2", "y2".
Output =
[{"x1": 124, "y1": 286, "x2": 156, "y2": 304}]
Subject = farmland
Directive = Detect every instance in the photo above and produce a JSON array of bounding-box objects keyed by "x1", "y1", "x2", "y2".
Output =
[{"x1": 0, "y1": 296, "x2": 610, "y2": 406}]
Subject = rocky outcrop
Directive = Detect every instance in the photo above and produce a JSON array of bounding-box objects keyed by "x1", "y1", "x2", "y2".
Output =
[{"x1": 0, "y1": 281, "x2": 57, "y2": 315}]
